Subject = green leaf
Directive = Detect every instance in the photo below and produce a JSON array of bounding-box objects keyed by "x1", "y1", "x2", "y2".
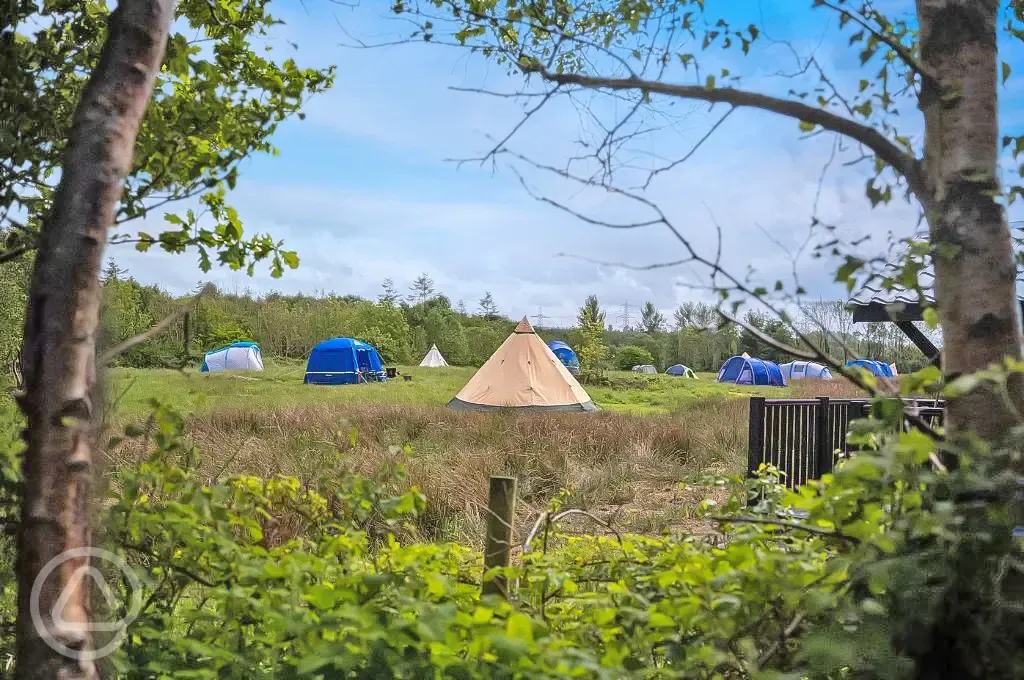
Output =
[
  {"x1": 923, "y1": 307, "x2": 939, "y2": 329},
  {"x1": 1003, "y1": 61, "x2": 1012, "y2": 85},
  {"x1": 705, "y1": 74, "x2": 716, "y2": 89},
  {"x1": 648, "y1": 612, "x2": 675, "y2": 628},
  {"x1": 282, "y1": 251, "x2": 300, "y2": 269},
  {"x1": 799, "y1": 120, "x2": 815, "y2": 132},
  {"x1": 506, "y1": 612, "x2": 534, "y2": 643}
]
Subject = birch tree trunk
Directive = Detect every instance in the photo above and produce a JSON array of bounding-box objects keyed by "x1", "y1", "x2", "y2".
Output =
[
  {"x1": 918, "y1": 0, "x2": 1023, "y2": 439},
  {"x1": 15, "y1": 1, "x2": 174, "y2": 677},
  {"x1": 914, "y1": 2, "x2": 1022, "y2": 678}
]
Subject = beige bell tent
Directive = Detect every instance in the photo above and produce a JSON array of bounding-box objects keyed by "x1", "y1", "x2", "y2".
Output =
[
  {"x1": 448, "y1": 317, "x2": 598, "y2": 412},
  {"x1": 419, "y1": 344, "x2": 449, "y2": 368}
]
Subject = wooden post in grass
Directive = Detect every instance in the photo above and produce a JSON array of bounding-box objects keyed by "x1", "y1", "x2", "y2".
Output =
[
  {"x1": 747, "y1": 397, "x2": 766, "y2": 477},
  {"x1": 482, "y1": 475, "x2": 517, "y2": 599},
  {"x1": 815, "y1": 396, "x2": 833, "y2": 479}
]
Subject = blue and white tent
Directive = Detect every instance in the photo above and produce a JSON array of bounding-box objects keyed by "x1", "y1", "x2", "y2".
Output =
[
  {"x1": 717, "y1": 355, "x2": 786, "y2": 387},
  {"x1": 547, "y1": 341, "x2": 580, "y2": 375},
  {"x1": 779, "y1": 361, "x2": 833, "y2": 381},
  {"x1": 201, "y1": 342, "x2": 264, "y2": 373},
  {"x1": 845, "y1": 359, "x2": 894, "y2": 377},
  {"x1": 304, "y1": 338, "x2": 386, "y2": 385},
  {"x1": 665, "y1": 364, "x2": 697, "y2": 378}
]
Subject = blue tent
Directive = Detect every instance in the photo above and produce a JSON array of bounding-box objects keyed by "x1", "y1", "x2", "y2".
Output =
[
  {"x1": 845, "y1": 359, "x2": 893, "y2": 377},
  {"x1": 665, "y1": 364, "x2": 697, "y2": 378},
  {"x1": 547, "y1": 341, "x2": 580, "y2": 375},
  {"x1": 779, "y1": 361, "x2": 833, "y2": 381},
  {"x1": 717, "y1": 355, "x2": 787, "y2": 387},
  {"x1": 304, "y1": 338, "x2": 386, "y2": 385}
]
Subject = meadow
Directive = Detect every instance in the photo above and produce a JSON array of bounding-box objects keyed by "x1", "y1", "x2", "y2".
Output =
[{"x1": 100, "y1": 363, "x2": 868, "y2": 543}]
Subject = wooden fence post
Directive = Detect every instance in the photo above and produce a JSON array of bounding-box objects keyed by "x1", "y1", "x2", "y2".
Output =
[
  {"x1": 482, "y1": 475, "x2": 517, "y2": 599},
  {"x1": 815, "y1": 396, "x2": 833, "y2": 479},
  {"x1": 747, "y1": 397, "x2": 766, "y2": 477}
]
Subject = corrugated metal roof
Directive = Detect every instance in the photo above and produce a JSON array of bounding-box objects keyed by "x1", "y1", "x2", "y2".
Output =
[{"x1": 848, "y1": 262, "x2": 935, "y2": 307}]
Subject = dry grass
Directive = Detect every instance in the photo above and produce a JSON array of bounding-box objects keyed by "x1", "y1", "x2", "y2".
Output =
[
  {"x1": 787, "y1": 376, "x2": 871, "y2": 399},
  {"x1": 105, "y1": 397, "x2": 749, "y2": 544}
]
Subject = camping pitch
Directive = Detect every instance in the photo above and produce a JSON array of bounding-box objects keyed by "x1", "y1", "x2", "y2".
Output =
[
  {"x1": 717, "y1": 355, "x2": 786, "y2": 387},
  {"x1": 779, "y1": 361, "x2": 833, "y2": 381},
  {"x1": 665, "y1": 364, "x2": 697, "y2": 378},
  {"x1": 305, "y1": 337, "x2": 386, "y2": 385},
  {"x1": 846, "y1": 359, "x2": 894, "y2": 377},
  {"x1": 201, "y1": 342, "x2": 264, "y2": 373},
  {"x1": 547, "y1": 340, "x2": 581, "y2": 375},
  {"x1": 448, "y1": 317, "x2": 598, "y2": 412},
  {"x1": 419, "y1": 344, "x2": 449, "y2": 368}
]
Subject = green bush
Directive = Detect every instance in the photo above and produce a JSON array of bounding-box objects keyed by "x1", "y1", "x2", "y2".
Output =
[
  {"x1": 613, "y1": 345, "x2": 655, "y2": 371},
  {"x1": 2, "y1": 394, "x2": 1022, "y2": 677}
]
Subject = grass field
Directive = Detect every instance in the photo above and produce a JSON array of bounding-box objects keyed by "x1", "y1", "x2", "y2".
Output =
[
  {"x1": 100, "y1": 362, "x2": 868, "y2": 543},
  {"x1": 104, "y1": 362, "x2": 806, "y2": 417}
]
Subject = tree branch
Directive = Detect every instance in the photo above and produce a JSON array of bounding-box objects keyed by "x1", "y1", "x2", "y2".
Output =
[
  {"x1": 98, "y1": 284, "x2": 211, "y2": 365},
  {"x1": 815, "y1": 0, "x2": 937, "y2": 87},
  {"x1": 521, "y1": 63, "x2": 924, "y2": 196}
]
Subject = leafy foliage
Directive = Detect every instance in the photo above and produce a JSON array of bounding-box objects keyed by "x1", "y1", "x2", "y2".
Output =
[
  {"x1": 613, "y1": 344, "x2": 655, "y2": 371},
  {"x1": 576, "y1": 295, "x2": 610, "y2": 383},
  {"x1": 1, "y1": 0, "x2": 334, "y2": 276},
  {"x1": 4, "y1": 386, "x2": 1016, "y2": 677}
]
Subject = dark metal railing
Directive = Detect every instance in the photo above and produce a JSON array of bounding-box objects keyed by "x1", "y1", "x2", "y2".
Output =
[{"x1": 747, "y1": 397, "x2": 945, "y2": 488}]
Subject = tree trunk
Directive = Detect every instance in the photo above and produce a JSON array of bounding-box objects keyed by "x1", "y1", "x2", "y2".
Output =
[
  {"x1": 918, "y1": 0, "x2": 1022, "y2": 439},
  {"x1": 15, "y1": 1, "x2": 174, "y2": 678},
  {"x1": 913, "y1": 2, "x2": 1023, "y2": 679}
]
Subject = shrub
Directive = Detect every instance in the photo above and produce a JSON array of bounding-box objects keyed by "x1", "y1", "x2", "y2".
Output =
[{"x1": 614, "y1": 345, "x2": 655, "y2": 371}]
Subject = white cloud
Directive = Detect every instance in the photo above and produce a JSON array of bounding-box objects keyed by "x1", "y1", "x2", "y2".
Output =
[{"x1": 109, "y1": 0, "x2": 1019, "y2": 328}]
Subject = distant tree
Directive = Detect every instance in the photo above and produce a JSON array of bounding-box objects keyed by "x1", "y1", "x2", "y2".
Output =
[
  {"x1": 379, "y1": 278, "x2": 401, "y2": 306},
  {"x1": 739, "y1": 310, "x2": 797, "y2": 364},
  {"x1": 579, "y1": 294, "x2": 606, "y2": 327},
  {"x1": 478, "y1": 291, "x2": 498, "y2": 319},
  {"x1": 673, "y1": 302, "x2": 717, "y2": 330},
  {"x1": 639, "y1": 301, "x2": 665, "y2": 334},
  {"x1": 408, "y1": 273, "x2": 435, "y2": 304},
  {"x1": 614, "y1": 344, "x2": 655, "y2": 371},
  {"x1": 457, "y1": 299, "x2": 467, "y2": 315},
  {"x1": 575, "y1": 295, "x2": 609, "y2": 383},
  {"x1": 102, "y1": 259, "x2": 127, "y2": 283}
]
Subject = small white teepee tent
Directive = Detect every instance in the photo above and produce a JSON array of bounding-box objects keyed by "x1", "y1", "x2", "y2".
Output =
[
  {"x1": 448, "y1": 317, "x2": 597, "y2": 412},
  {"x1": 419, "y1": 344, "x2": 449, "y2": 368}
]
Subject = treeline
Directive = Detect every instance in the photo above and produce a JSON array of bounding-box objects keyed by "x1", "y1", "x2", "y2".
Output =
[{"x1": 0, "y1": 262, "x2": 933, "y2": 373}]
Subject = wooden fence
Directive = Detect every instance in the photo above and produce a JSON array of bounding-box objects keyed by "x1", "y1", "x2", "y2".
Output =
[{"x1": 747, "y1": 397, "x2": 945, "y2": 488}]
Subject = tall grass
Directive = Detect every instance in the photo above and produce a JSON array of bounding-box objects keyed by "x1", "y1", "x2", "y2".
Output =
[{"x1": 105, "y1": 397, "x2": 749, "y2": 543}]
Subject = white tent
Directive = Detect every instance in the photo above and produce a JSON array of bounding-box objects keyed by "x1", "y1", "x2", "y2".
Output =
[
  {"x1": 419, "y1": 344, "x2": 449, "y2": 368},
  {"x1": 632, "y1": 364, "x2": 657, "y2": 375},
  {"x1": 448, "y1": 317, "x2": 597, "y2": 412},
  {"x1": 201, "y1": 342, "x2": 264, "y2": 373}
]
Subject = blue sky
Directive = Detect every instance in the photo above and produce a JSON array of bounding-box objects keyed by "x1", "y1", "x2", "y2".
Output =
[{"x1": 111, "y1": 0, "x2": 1024, "y2": 327}]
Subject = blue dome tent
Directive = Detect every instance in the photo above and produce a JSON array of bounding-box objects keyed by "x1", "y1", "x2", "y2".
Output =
[
  {"x1": 845, "y1": 359, "x2": 893, "y2": 377},
  {"x1": 304, "y1": 338, "x2": 386, "y2": 385},
  {"x1": 547, "y1": 340, "x2": 580, "y2": 375},
  {"x1": 665, "y1": 364, "x2": 697, "y2": 379},
  {"x1": 779, "y1": 361, "x2": 833, "y2": 381},
  {"x1": 717, "y1": 355, "x2": 786, "y2": 387}
]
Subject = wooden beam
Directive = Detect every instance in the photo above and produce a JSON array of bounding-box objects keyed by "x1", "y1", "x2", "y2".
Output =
[{"x1": 896, "y1": 321, "x2": 941, "y2": 368}]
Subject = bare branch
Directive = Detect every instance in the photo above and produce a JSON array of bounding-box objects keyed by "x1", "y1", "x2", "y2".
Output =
[
  {"x1": 99, "y1": 284, "x2": 212, "y2": 365},
  {"x1": 521, "y1": 63, "x2": 923, "y2": 196}
]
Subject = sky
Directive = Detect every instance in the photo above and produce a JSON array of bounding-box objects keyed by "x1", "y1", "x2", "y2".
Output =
[{"x1": 109, "y1": 0, "x2": 1024, "y2": 328}]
